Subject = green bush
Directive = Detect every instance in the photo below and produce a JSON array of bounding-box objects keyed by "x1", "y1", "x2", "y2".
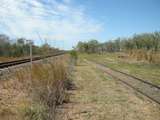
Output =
[
  {"x1": 70, "y1": 50, "x2": 78, "y2": 59},
  {"x1": 69, "y1": 50, "x2": 78, "y2": 65}
]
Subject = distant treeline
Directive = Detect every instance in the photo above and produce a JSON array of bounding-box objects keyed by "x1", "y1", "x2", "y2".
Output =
[
  {"x1": 0, "y1": 34, "x2": 59, "y2": 57},
  {"x1": 76, "y1": 32, "x2": 160, "y2": 53},
  {"x1": 76, "y1": 32, "x2": 160, "y2": 63}
]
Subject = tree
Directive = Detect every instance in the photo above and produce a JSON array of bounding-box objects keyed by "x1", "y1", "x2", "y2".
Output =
[
  {"x1": 0, "y1": 34, "x2": 60, "y2": 57},
  {"x1": 76, "y1": 31, "x2": 160, "y2": 54},
  {"x1": 87, "y1": 40, "x2": 99, "y2": 53}
]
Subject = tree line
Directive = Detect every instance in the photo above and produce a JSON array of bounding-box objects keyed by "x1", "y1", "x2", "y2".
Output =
[
  {"x1": 76, "y1": 32, "x2": 160, "y2": 53},
  {"x1": 0, "y1": 34, "x2": 59, "y2": 57}
]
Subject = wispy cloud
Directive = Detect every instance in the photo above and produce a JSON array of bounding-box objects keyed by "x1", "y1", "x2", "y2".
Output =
[{"x1": 0, "y1": 0, "x2": 102, "y2": 48}]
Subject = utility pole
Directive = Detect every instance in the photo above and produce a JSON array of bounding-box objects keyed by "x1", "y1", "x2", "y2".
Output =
[
  {"x1": 29, "y1": 41, "x2": 33, "y2": 70},
  {"x1": 26, "y1": 40, "x2": 33, "y2": 80}
]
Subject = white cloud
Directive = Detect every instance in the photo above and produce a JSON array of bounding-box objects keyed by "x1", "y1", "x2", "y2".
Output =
[{"x1": 0, "y1": 0, "x2": 102, "y2": 48}]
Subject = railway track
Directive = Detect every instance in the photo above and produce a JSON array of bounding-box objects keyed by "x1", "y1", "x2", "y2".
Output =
[
  {"x1": 87, "y1": 60, "x2": 160, "y2": 105},
  {"x1": 0, "y1": 52, "x2": 66, "y2": 69}
]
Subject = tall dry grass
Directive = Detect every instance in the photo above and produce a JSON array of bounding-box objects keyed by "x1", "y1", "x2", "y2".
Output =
[
  {"x1": 128, "y1": 49, "x2": 160, "y2": 63},
  {"x1": 0, "y1": 55, "x2": 73, "y2": 120},
  {"x1": 13, "y1": 56, "x2": 71, "y2": 120}
]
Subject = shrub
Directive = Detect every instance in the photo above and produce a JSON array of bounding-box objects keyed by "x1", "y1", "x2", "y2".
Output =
[{"x1": 69, "y1": 50, "x2": 78, "y2": 65}]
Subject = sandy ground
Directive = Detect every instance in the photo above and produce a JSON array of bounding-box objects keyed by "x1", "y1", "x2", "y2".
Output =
[{"x1": 57, "y1": 58, "x2": 160, "y2": 120}]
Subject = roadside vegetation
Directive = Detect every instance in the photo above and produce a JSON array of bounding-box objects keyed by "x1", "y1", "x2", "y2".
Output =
[{"x1": 0, "y1": 55, "x2": 73, "y2": 120}]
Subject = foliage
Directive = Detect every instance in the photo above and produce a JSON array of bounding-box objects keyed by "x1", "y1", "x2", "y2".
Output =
[
  {"x1": 0, "y1": 34, "x2": 59, "y2": 57},
  {"x1": 76, "y1": 32, "x2": 160, "y2": 63},
  {"x1": 70, "y1": 50, "x2": 78, "y2": 65},
  {"x1": 76, "y1": 32, "x2": 160, "y2": 53},
  {"x1": 77, "y1": 39, "x2": 99, "y2": 53},
  {"x1": 70, "y1": 50, "x2": 78, "y2": 59}
]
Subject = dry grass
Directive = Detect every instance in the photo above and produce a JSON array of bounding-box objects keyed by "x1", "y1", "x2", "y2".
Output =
[
  {"x1": 82, "y1": 53, "x2": 160, "y2": 85},
  {"x1": 128, "y1": 50, "x2": 160, "y2": 63},
  {"x1": 58, "y1": 57, "x2": 160, "y2": 120},
  {"x1": 0, "y1": 57, "x2": 18, "y2": 62},
  {"x1": 0, "y1": 55, "x2": 71, "y2": 120}
]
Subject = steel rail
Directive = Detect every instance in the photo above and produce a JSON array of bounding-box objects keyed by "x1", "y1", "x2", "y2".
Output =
[
  {"x1": 88, "y1": 60, "x2": 160, "y2": 105},
  {"x1": 90, "y1": 60, "x2": 160, "y2": 89},
  {"x1": 0, "y1": 52, "x2": 66, "y2": 69},
  {"x1": 104, "y1": 69, "x2": 160, "y2": 105}
]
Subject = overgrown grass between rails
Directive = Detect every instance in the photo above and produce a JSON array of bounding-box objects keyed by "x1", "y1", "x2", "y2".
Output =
[
  {"x1": 14, "y1": 56, "x2": 72, "y2": 120},
  {"x1": 81, "y1": 53, "x2": 160, "y2": 85}
]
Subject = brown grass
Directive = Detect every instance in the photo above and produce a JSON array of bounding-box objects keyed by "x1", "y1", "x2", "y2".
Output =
[
  {"x1": 0, "y1": 55, "x2": 71, "y2": 120},
  {"x1": 0, "y1": 57, "x2": 20, "y2": 62},
  {"x1": 128, "y1": 49, "x2": 160, "y2": 63},
  {"x1": 58, "y1": 57, "x2": 160, "y2": 120}
]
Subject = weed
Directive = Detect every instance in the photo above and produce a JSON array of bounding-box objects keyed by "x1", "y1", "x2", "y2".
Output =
[
  {"x1": 69, "y1": 50, "x2": 78, "y2": 65},
  {"x1": 22, "y1": 103, "x2": 49, "y2": 120}
]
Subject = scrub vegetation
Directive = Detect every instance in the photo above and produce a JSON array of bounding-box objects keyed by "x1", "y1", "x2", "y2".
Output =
[
  {"x1": 0, "y1": 55, "x2": 72, "y2": 120},
  {"x1": 76, "y1": 31, "x2": 160, "y2": 63}
]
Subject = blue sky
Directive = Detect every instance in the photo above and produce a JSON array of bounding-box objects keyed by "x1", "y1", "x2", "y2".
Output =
[
  {"x1": 80, "y1": 0, "x2": 160, "y2": 41},
  {"x1": 0, "y1": 0, "x2": 160, "y2": 49}
]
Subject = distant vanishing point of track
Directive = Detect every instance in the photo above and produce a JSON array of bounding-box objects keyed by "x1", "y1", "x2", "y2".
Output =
[
  {"x1": 0, "y1": 52, "x2": 66, "y2": 69},
  {"x1": 87, "y1": 60, "x2": 160, "y2": 105}
]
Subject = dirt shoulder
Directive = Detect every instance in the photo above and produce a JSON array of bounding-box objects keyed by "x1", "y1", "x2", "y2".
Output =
[{"x1": 58, "y1": 58, "x2": 160, "y2": 120}]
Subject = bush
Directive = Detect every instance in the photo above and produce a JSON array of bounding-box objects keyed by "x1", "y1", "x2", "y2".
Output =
[{"x1": 69, "y1": 50, "x2": 78, "y2": 65}]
